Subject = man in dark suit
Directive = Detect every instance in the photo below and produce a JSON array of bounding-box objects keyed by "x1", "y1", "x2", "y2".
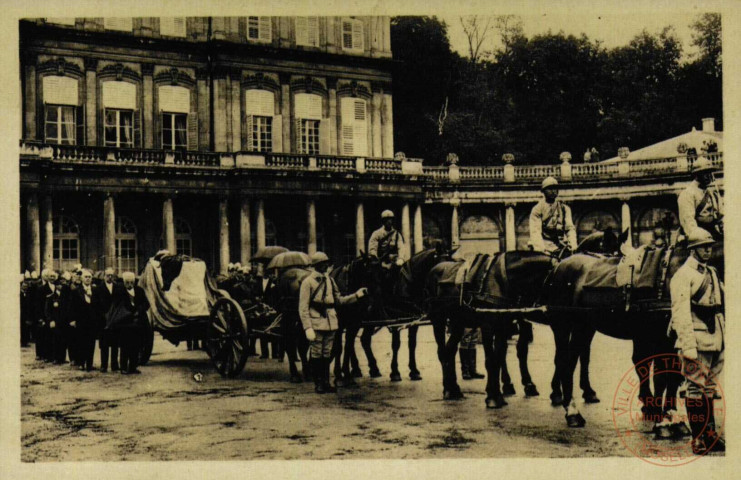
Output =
[
  {"x1": 96, "y1": 268, "x2": 119, "y2": 372},
  {"x1": 107, "y1": 271, "x2": 149, "y2": 374},
  {"x1": 35, "y1": 270, "x2": 57, "y2": 362},
  {"x1": 69, "y1": 269, "x2": 97, "y2": 371},
  {"x1": 67, "y1": 266, "x2": 84, "y2": 367},
  {"x1": 45, "y1": 273, "x2": 68, "y2": 365},
  {"x1": 21, "y1": 274, "x2": 34, "y2": 347}
]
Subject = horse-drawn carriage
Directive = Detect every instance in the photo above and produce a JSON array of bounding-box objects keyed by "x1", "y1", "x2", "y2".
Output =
[{"x1": 137, "y1": 253, "x2": 250, "y2": 377}]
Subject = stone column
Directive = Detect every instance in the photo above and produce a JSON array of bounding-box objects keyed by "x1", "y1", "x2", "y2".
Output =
[
  {"x1": 621, "y1": 198, "x2": 632, "y2": 247},
  {"x1": 505, "y1": 202, "x2": 516, "y2": 252},
  {"x1": 25, "y1": 192, "x2": 41, "y2": 272},
  {"x1": 84, "y1": 58, "x2": 98, "y2": 145},
  {"x1": 103, "y1": 194, "x2": 116, "y2": 270},
  {"x1": 162, "y1": 197, "x2": 176, "y2": 254},
  {"x1": 328, "y1": 78, "x2": 338, "y2": 155},
  {"x1": 213, "y1": 69, "x2": 228, "y2": 151},
  {"x1": 240, "y1": 198, "x2": 251, "y2": 265},
  {"x1": 355, "y1": 202, "x2": 365, "y2": 255},
  {"x1": 218, "y1": 198, "x2": 230, "y2": 275},
  {"x1": 196, "y1": 68, "x2": 211, "y2": 151},
  {"x1": 142, "y1": 64, "x2": 154, "y2": 149},
  {"x1": 413, "y1": 204, "x2": 424, "y2": 254},
  {"x1": 256, "y1": 199, "x2": 266, "y2": 250},
  {"x1": 23, "y1": 54, "x2": 37, "y2": 140},
  {"x1": 401, "y1": 203, "x2": 411, "y2": 260},
  {"x1": 280, "y1": 74, "x2": 291, "y2": 153},
  {"x1": 381, "y1": 90, "x2": 394, "y2": 158},
  {"x1": 371, "y1": 86, "x2": 383, "y2": 158},
  {"x1": 307, "y1": 199, "x2": 317, "y2": 256},
  {"x1": 450, "y1": 201, "x2": 460, "y2": 249},
  {"x1": 41, "y1": 195, "x2": 53, "y2": 269}
]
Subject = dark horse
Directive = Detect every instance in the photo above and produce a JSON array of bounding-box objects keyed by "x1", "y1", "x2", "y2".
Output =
[{"x1": 331, "y1": 246, "x2": 450, "y2": 385}]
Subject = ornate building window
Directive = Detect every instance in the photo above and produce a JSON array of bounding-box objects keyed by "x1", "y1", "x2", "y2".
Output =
[
  {"x1": 175, "y1": 217, "x2": 192, "y2": 257},
  {"x1": 115, "y1": 217, "x2": 138, "y2": 274},
  {"x1": 341, "y1": 18, "x2": 363, "y2": 52},
  {"x1": 295, "y1": 93, "x2": 322, "y2": 155},
  {"x1": 160, "y1": 17, "x2": 186, "y2": 37},
  {"x1": 245, "y1": 89, "x2": 275, "y2": 153},
  {"x1": 102, "y1": 81, "x2": 139, "y2": 148},
  {"x1": 42, "y1": 76, "x2": 82, "y2": 145},
  {"x1": 52, "y1": 215, "x2": 80, "y2": 271},
  {"x1": 247, "y1": 16, "x2": 272, "y2": 42},
  {"x1": 104, "y1": 109, "x2": 134, "y2": 148},
  {"x1": 295, "y1": 17, "x2": 319, "y2": 47},
  {"x1": 340, "y1": 97, "x2": 367, "y2": 156}
]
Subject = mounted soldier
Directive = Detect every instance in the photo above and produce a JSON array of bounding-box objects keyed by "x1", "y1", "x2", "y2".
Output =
[
  {"x1": 529, "y1": 177, "x2": 578, "y2": 255},
  {"x1": 669, "y1": 228, "x2": 725, "y2": 454},
  {"x1": 368, "y1": 210, "x2": 407, "y2": 270},
  {"x1": 678, "y1": 156, "x2": 723, "y2": 241}
]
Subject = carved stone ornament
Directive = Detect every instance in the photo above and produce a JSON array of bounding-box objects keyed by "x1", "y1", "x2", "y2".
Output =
[
  {"x1": 501, "y1": 153, "x2": 515, "y2": 164},
  {"x1": 618, "y1": 147, "x2": 630, "y2": 159},
  {"x1": 559, "y1": 151, "x2": 572, "y2": 163},
  {"x1": 676, "y1": 142, "x2": 688, "y2": 154},
  {"x1": 350, "y1": 80, "x2": 359, "y2": 97},
  {"x1": 56, "y1": 58, "x2": 67, "y2": 75},
  {"x1": 394, "y1": 151, "x2": 406, "y2": 161},
  {"x1": 115, "y1": 63, "x2": 125, "y2": 81},
  {"x1": 445, "y1": 153, "x2": 459, "y2": 166},
  {"x1": 169, "y1": 67, "x2": 179, "y2": 85}
]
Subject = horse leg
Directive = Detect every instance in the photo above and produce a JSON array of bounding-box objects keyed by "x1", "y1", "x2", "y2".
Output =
[
  {"x1": 550, "y1": 326, "x2": 564, "y2": 406},
  {"x1": 283, "y1": 319, "x2": 301, "y2": 383},
  {"x1": 331, "y1": 329, "x2": 346, "y2": 387},
  {"x1": 517, "y1": 320, "x2": 539, "y2": 396},
  {"x1": 390, "y1": 328, "x2": 402, "y2": 382},
  {"x1": 481, "y1": 323, "x2": 502, "y2": 408},
  {"x1": 408, "y1": 325, "x2": 422, "y2": 380},
  {"x1": 579, "y1": 326, "x2": 600, "y2": 403},
  {"x1": 342, "y1": 323, "x2": 360, "y2": 387},
  {"x1": 430, "y1": 313, "x2": 450, "y2": 398},
  {"x1": 443, "y1": 317, "x2": 465, "y2": 400},
  {"x1": 500, "y1": 334, "x2": 515, "y2": 396},
  {"x1": 295, "y1": 325, "x2": 311, "y2": 382},
  {"x1": 563, "y1": 324, "x2": 587, "y2": 428},
  {"x1": 360, "y1": 327, "x2": 381, "y2": 377},
  {"x1": 632, "y1": 337, "x2": 654, "y2": 413}
]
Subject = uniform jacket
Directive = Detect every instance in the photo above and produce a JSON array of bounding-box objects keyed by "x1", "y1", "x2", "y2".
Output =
[
  {"x1": 669, "y1": 255, "x2": 724, "y2": 353},
  {"x1": 368, "y1": 226, "x2": 407, "y2": 261},
  {"x1": 298, "y1": 271, "x2": 360, "y2": 331},
  {"x1": 678, "y1": 180, "x2": 723, "y2": 238},
  {"x1": 529, "y1": 199, "x2": 578, "y2": 253}
]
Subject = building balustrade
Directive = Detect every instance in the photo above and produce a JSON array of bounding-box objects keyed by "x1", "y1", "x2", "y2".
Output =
[{"x1": 20, "y1": 141, "x2": 724, "y2": 184}]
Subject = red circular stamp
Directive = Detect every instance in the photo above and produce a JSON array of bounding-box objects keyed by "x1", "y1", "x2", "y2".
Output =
[{"x1": 612, "y1": 353, "x2": 725, "y2": 466}]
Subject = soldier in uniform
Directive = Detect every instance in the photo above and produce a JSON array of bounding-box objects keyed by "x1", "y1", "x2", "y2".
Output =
[
  {"x1": 368, "y1": 210, "x2": 407, "y2": 268},
  {"x1": 669, "y1": 228, "x2": 725, "y2": 454},
  {"x1": 298, "y1": 252, "x2": 367, "y2": 393},
  {"x1": 678, "y1": 156, "x2": 723, "y2": 240},
  {"x1": 529, "y1": 177, "x2": 578, "y2": 255}
]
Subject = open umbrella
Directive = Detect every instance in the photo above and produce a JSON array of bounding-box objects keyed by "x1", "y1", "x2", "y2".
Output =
[
  {"x1": 252, "y1": 246, "x2": 289, "y2": 262},
  {"x1": 267, "y1": 251, "x2": 311, "y2": 270}
]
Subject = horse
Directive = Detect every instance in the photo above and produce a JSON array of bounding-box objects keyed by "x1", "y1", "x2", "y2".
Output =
[{"x1": 331, "y1": 246, "x2": 450, "y2": 385}]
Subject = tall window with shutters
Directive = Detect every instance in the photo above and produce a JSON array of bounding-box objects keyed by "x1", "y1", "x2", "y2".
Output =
[
  {"x1": 247, "y1": 16, "x2": 272, "y2": 43},
  {"x1": 158, "y1": 85, "x2": 192, "y2": 150},
  {"x1": 102, "y1": 81, "x2": 139, "y2": 148},
  {"x1": 295, "y1": 17, "x2": 319, "y2": 47},
  {"x1": 175, "y1": 217, "x2": 192, "y2": 257},
  {"x1": 104, "y1": 109, "x2": 134, "y2": 148},
  {"x1": 342, "y1": 18, "x2": 364, "y2": 52},
  {"x1": 115, "y1": 217, "x2": 138, "y2": 274},
  {"x1": 294, "y1": 93, "x2": 323, "y2": 155},
  {"x1": 245, "y1": 89, "x2": 276, "y2": 153},
  {"x1": 162, "y1": 113, "x2": 187, "y2": 150},
  {"x1": 340, "y1": 97, "x2": 368, "y2": 156},
  {"x1": 42, "y1": 76, "x2": 83, "y2": 145}
]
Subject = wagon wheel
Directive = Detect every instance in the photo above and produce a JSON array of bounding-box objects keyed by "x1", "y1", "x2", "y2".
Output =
[
  {"x1": 138, "y1": 314, "x2": 154, "y2": 366},
  {"x1": 206, "y1": 297, "x2": 249, "y2": 378}
]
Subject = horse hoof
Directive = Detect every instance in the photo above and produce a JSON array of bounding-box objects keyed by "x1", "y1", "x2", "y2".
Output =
[
  {"x1": 503, "y1": 383, "x2": 516, "y2": 396},
  {"x1": 486, "y1": 395, "x2": 507, "y2": 409},
  {"x1": 566, "y1": 414, "x2": 585, "y2": 428},
  {"x1": 344, "y1": 379, "x2": 359, "y2": 389},
  {"x1": 583, "y1": 392, "x2": 601, "y2": 404},
  {"x1": 351, "y1": 369, "x2": 363, "y2": 378},
  {"x1": 369, "y1": 369, "x2": 382, "y2": 378},
  {"x1": 470, "y1": 372, "x2": 485, "y2": 379},
  {"x1": 409, "y1": 371, "x2": 422, "y2": 381},
  {"x1": 550, "y1": 393, "x2": 564, "y2": 407},
  {"x1": 335, "y1": 377, "x2": 347, "y2": 388},
  {"x1": 671, "y1": 422, "x2": 691, "y2": 438},
  {"x1": 289, "y1": 375, "x2": 303, "y2": 384},
  {"x1": 444, "y1": 389, "x2": 465, "y2": 401},
  {"x1": 390, "y1": 372, "x2": 402, "y2": 382},
  {"x1": 524, "y1": 383, "x2": 540, "y2": 397},
  {"x1": 653, "y1": 424, "x2": 674, "y2": 440}
]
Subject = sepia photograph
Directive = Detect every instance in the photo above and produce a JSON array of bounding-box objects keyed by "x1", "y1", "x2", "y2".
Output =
[{"x1": 6, "y1": 0, "x2": 738, "y2": 476}]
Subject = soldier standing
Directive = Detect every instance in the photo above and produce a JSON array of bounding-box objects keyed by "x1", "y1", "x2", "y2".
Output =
[
  {"x1": 529, "y1": 177, "x2": 578, "y2": 255},
  {"x1": 669, "y1": 228, "x2": 725, "y2": 454},
  {"x1": 298, "y1": 252, "x2": 367, "y2": 393}
]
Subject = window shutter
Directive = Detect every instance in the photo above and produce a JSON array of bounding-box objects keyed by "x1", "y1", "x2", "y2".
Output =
[
  {"x1": 319, "y1": 118, "x2": 330, "y2": 155},
  {"x1": 353, "y1": 99, "x2": 367, "y2": 156},
  {"x1": 259, "y1": 17, "x2": 272, "y2": 42},
  {"x1": 76, "y1": 105, "x2": 85, "y2": 146},
  {"x1": 296, "y1": 17, "x2": 308, "y2": 46},
  {"x1": 187, "y1": 111, "x2": 198, "y2": 150},
  {"x1": 246, "y1": 115, "x2": 254, "y2": 152},
  {"x1": 272, "y1": 114, "x2": 282, "y2": 153},
  {"x1": 134, "y1": 110, "x2": 141, "y2": 148},
  {"x1": 295, "y1": 117, "x2": 303, "y2": 153},
  {"x1": 340, "y1": 97, "x2": 355, "y2": 155},
  {"x1": 342, "y1": 20, "x2": 353, "y2": 49},
  {"x1": 97, "y1": 108, "x2": 104, "y2": 147},
  {"x1": 352, "y1": 20, "x2": 363, "y2": 51}
]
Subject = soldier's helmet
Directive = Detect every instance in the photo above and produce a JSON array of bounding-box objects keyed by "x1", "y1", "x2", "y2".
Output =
[
  {"x1": 541, "y1": 176, "x2": 559, "y2": 191},
  {"x1": 692, "y1": 156, "x2": 717, "y2": 175},
  {"x1": 381, "y1": 210, "x2": 395, "y2": 219},
  {"x1": 310, "y1": 251, "x2": 330, "y2": 266},
  {"x1": 687, "y1": 228, "x2": 715, "y2": 249}
]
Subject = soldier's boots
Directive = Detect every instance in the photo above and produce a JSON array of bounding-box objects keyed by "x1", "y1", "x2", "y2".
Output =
[
  {"x1": 468, "y1": 349, "x2": 485, "y2": 379},
  {"x1": 312, "y1": 359, "x2": 326, "y2": 394},
  {"x1": 460, "y1": 350, "x2": 472, "y2": 380}
]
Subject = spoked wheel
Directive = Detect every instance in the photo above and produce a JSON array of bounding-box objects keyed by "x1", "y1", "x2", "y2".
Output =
[{"x1": 206, "y1": 297, "x2": 249, "y2": 378}]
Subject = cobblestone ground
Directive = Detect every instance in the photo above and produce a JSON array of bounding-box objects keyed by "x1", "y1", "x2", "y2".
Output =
[{"x1": 20, "y1": 324, "x2": 724, "y2": 461}]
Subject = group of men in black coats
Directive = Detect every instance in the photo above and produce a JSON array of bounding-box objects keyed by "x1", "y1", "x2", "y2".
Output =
[{"x1": 21, "y1": 266, "x2": 150, "y2": 375}]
